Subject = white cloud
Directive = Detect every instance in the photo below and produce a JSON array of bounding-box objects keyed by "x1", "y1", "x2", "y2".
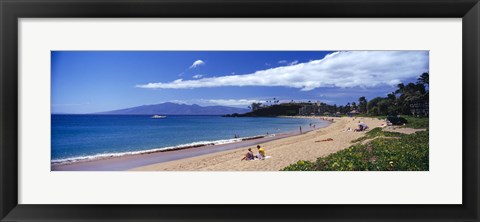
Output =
[
  {"x1": 319, "y1": 93, "x2": 350, "y2": 99},
  {"x1": 192, "y1": 74, "x2": 203, "y2": 79},
  {"x1": 137, "y1": 51, "x2": 428, "y2": 91},
  {"x1": 202, "y1": 99, "x2": 262, "y2": 106},
  {"x1": 189, "y1": 60, "x2": 205, "y2": 69},
  {"x1": 289, "y1": 60, "x2": 299, "y2": 65},
  {"x1": 278, "y1": 60, "x2": 288, "y2": 64}
]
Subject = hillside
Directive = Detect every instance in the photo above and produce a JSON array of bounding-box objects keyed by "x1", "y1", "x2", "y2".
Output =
[
  {"x1": 96, "y1": 102, "x2": 249, "y2": 115},
  {"x1": 223, "y1": 104, "x2": 303, "y2": 117}
]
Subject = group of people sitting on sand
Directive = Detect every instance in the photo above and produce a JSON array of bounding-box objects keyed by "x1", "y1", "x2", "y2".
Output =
[{"x1": 241, "y1": 145, "x2": 266, "y2": 161}]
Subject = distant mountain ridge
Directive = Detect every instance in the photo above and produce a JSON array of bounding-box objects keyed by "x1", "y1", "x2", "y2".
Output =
[{"x1": 95, "y1": 102, "x2": 249, "y2": 115}]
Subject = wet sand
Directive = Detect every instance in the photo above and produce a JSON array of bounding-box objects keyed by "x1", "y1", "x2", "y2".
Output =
[{"x1": 132, "y1": 117, "x2": 385, "y2": 171}]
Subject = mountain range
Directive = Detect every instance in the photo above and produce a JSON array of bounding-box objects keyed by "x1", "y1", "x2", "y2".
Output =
[{"x1": 95, "y1": 102, "x2": 249, "y2": 115}]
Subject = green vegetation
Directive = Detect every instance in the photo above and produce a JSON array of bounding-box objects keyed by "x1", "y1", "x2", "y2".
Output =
[
  {"x1": 403, "y1": 116, "x2": 429, "y2": 129},
  {"x1": 282, "y1": 130, "x2": 429, "y2": 171},
  {"x1": 351, "y1": 127, "x2": 404, "y2": 143},
  {"x1": 358, "y1": 115, "x2": 428, "y2": 128},
  {"x1": 305, "y1": 73, "x2": 428, "y2": 117},
  {"x1": 369, "y1": 115, "x2": 429, "y2": 128},
  {"x1": 386, "y1": 116, "x2": 407, "y2": 125},
  {"x1": 366, "y1": 72, "x2": 429, "y2": 116}
]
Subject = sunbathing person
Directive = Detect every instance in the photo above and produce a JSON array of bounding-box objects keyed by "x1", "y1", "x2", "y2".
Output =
[
  {"x1": 256, "y1": 145, "x2": 266, "y2": 160},
  {"x1": 241, "y1": 148, "x2": 254, "y2": 161},
  {"x1": 354, "y1": 123, "x2": 368, "y2": 132},
  {"x1": 315, "y1": 138, "x2": 334, "y2": 142}
]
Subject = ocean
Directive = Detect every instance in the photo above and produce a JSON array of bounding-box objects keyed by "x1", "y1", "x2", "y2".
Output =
[{"x1": 51, "y1": 115, "x2": 328, "y2": 164}]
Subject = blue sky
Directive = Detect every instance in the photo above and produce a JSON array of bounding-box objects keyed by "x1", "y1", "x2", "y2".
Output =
[{"x1": 51, "y1": 51, "x2": 428, "y2": 114}]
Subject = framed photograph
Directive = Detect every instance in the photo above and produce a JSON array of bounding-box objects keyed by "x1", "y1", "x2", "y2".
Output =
[
  {"x1": 1, "y1": 0, "x2": 479, "y2": 221},
  {"x1": 50, "y1": 50, "x2": 430, "y2": 172}
]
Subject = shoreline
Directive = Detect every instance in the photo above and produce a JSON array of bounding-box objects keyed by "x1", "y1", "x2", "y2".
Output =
[
  {"x1": 51, "y1": 134, "x2": 273, "y2": 166},
  {"x1": 131, "y1": 116, "x2": 386, "y2": 171},
  {"x1": 51, "y1": 117, "x2": 327, "y2": 171}
]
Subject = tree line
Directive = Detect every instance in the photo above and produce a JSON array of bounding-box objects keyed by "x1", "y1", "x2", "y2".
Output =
[
  {"x1": 319, "y1": 72, "x2": 429, "y2": 116},
  {"x1": 249, "y1": 72, "x2": 429, "y2": 117}
]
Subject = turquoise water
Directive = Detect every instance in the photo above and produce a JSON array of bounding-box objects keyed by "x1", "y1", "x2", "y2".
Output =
[{"x1": 51, "y1": 115, "x2": 328, "y2": 163}]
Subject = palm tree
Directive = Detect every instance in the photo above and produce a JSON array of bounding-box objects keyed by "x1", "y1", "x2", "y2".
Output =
[
  {"x1": 395, "y1": 83, "x2": 405, "y2": 95},
  {"x1": 417, "y1": 72, "x2": 429, "y2": 85},
  {"x1": 351, "y1": 102, "x2": 357, "y2": 111},
  {"x1": 250, "y1": 102, "x2": 262, "y2": 111},
  {"x1": 358, "y1": 96, "x2": 368, "y2": 114}
]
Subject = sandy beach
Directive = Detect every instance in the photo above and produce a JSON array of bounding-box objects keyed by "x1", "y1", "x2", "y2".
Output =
[{"x1": 132, "y1": 117, "x2": 387, "y2": 171}]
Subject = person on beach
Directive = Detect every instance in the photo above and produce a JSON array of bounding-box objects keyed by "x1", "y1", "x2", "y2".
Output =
[
  {"x1": 257, "y1": 145, "x2": 265, "y2": 160},
  {"x1": 241, "y1": 148, "x2": 254, "y2": 161},
  {"x1": 354, "y1": 122, "x2": 368, "y2": 132},
  {"x1": 354, "y1": 125, "x2": 363, "y2": 132},
  {"x1": 299, "y1": 126, "x2": 302, "y2": 134}
]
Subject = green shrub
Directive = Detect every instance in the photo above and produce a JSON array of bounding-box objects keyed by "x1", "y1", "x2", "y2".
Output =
[
  {"x1": 387, "y1": 116, "x2": 408, "y2": 125},
  {"x1": 402, "y1": 116, "x2": 429, "y2": 129},
  {"x1": 282, "y1": 131, "x2": 429, "y2": 171},
  {"x1": 281, "y1": 160, "x2": 315, "y2": 171}
]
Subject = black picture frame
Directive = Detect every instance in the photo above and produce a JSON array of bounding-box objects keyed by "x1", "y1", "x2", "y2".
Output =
[{"x1": 1, "y1": 0, "x2": 479, "y2": 221}]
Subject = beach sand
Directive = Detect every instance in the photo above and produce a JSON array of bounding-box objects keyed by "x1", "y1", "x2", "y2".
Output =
[{"x1": 131, "y1": 117, "x2": 386, "y2": 171}]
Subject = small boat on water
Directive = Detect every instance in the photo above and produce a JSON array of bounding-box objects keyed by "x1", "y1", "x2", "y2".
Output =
[{"x1": 151, "y1": 115, "x2": 167, "y2": 119}]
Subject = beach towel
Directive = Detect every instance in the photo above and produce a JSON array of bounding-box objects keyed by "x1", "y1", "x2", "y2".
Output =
[{"x1": 252, "y1": 156, "x2": 272, "y2": 161}]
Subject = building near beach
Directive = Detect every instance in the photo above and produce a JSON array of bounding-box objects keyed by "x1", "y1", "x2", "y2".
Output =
[{"x1": 298, "y1": 102, "x2": 331, "y2": 116}]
